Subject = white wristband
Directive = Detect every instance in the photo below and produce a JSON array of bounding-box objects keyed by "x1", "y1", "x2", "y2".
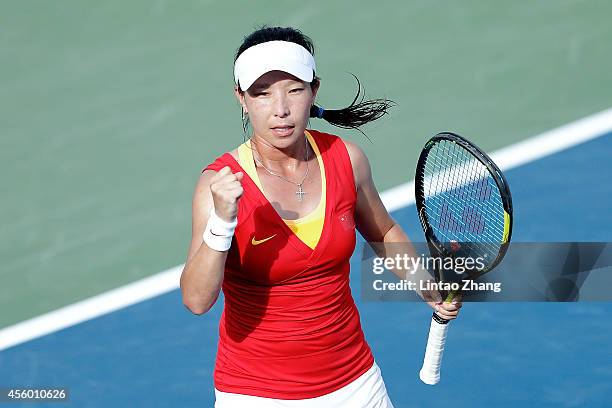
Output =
[{"x1": 202, "y1": 209, "x2": 237, "y2": 252}]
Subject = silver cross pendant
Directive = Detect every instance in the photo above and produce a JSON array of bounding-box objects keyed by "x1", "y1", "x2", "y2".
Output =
[{"x1": 295, "y1": 185, "x2": 306, "y2": 202}]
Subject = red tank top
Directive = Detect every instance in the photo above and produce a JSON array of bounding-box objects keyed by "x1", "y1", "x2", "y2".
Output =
[{"x1": 203, "y1": 130, "x2": 374, "y2": 399}]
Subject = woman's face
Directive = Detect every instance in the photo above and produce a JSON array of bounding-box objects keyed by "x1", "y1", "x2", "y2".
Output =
[{"x1": 235, "y1": 70, "x2": 319, "y2": 149}]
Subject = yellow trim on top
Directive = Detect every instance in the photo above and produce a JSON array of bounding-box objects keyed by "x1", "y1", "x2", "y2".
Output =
[
  {"x1": 237, "y1": 140, "x2": 264, "y2": 192},
  {"x1": 237, "y1": 131, "x2": 326, "y2": 249},
  {"x1": 237, "y1": 131, "x2": 326, "y2": 222}
]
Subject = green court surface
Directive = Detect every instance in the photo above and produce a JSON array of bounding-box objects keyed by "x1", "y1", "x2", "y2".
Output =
[{"x1": 1, "y1": 1, "x2": 611, "y2": 328}]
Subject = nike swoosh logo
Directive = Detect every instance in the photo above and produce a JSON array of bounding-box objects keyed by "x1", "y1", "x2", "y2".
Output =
[{"x1": 251, "y1": 234, "x2": 277, "y2": 246}]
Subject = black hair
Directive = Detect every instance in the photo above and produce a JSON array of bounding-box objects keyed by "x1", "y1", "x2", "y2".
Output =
[{"x1": 235, "y1": 25, "x2": 395, "y2": 139}]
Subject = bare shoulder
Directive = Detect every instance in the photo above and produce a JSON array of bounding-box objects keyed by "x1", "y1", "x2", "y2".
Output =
[
  {"x1": 193, "y1": 169, "x2": 216, "y2": 214},
  {"x1": 341, "y1": 139, "x2": 371, "y2": 189},
  {"x1": 342, "y1": 139, "x2": 366, "y2": 164},
  {"x1": 228, "y1": 148, "x2": 239, "y2": 162}
]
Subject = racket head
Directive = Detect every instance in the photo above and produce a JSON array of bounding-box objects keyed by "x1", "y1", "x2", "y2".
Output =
[{"x1": 415, "y1": 132, "x2": 513, "y2": 281}]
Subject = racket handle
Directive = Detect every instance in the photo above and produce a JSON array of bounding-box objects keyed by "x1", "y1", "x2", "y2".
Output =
[{"x1": 419, "y1": 312, "x2": 450, "y2": 385}]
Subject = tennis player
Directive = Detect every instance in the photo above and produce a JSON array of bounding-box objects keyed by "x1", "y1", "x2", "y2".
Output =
[{"x1": 180, "y1": 26, "x2": 462, "y2": 408}]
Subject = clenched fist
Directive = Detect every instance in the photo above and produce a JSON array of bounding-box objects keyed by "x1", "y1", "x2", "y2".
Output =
[{"x1": 209, "y1": 166, "x2": 244, "y2": 222}]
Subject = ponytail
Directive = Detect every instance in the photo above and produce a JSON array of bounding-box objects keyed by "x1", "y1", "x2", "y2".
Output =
[{"x1": 310, "y1": 73, "x2": 395, "y2": 139}]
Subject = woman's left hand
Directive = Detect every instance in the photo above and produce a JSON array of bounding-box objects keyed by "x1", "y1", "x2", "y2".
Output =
[{"x1": 424, "y1": 291, "x2": 463, "y2": 321}]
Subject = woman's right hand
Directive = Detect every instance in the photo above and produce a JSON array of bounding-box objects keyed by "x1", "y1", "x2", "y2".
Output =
[{"x1": 209, "y1": 166, "x2": 244, "y2": 221}]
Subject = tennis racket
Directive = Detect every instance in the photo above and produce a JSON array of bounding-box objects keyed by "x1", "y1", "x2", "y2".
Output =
[{"x1": 415, "y1": 132, "x2": 513, "y2": 385}]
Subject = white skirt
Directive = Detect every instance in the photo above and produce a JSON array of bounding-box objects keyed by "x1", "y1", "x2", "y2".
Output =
[{"x1": 214, "y1": 361, "x2": 395, "y2": 408}]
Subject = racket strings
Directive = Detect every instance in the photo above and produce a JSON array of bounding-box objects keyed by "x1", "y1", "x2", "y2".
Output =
[
  {"x1": 428, "y1": 182, "x2": 503, "y2": 245},
  {"x1": 421, "y1": 140, "x2": 505, "y2": 266},
  {"x1": 427, "y1": 188, "x2": 502, "y2": 250}
]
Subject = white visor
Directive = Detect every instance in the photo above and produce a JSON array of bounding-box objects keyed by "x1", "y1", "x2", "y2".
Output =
[{"x1": 234, "y1": 40, "x2": 316, "y2": 91}]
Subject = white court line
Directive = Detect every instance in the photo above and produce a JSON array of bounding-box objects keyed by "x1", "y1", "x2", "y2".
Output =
[
  {"x1": 0, "y1": 266, "x2": 184, "y2": 351},
  {"x1": 381, "y1": 107, "x2": 612, "y2": 212},
  {"x1": 1, "y1": 107, "x2": 612, "y2": 352}
]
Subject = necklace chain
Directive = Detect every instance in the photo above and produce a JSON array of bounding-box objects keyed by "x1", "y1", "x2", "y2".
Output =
[{"x1": 252, "y1": 136, "x2": 310, "y2": 201}]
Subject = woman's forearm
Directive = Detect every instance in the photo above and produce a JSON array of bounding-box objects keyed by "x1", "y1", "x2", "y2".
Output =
[
  {"x1": 180, "y1": 243, "x2": 227, "y2": 315},
  {"x1": 380, "y1": 223, "x2": 435, "y2": 300}
]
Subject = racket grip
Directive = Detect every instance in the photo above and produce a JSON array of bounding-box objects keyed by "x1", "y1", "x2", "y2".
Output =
[{"x1": 419, "y1": 312, "x2": 450, "y2": 385}]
